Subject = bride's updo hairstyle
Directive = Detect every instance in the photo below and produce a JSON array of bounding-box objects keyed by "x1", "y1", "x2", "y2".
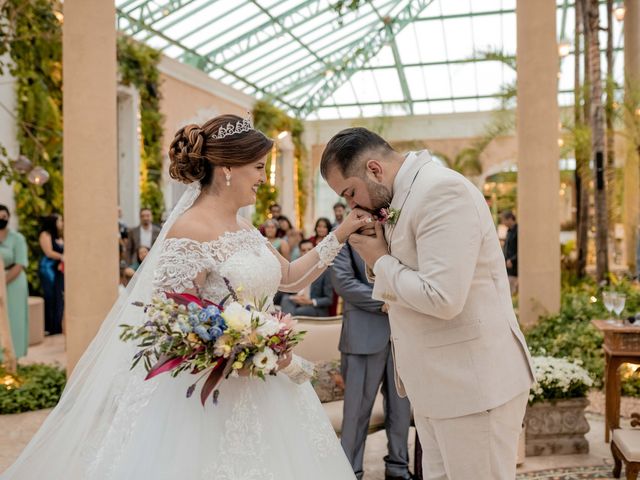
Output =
[{"x1": 169, "y1": 114, "x2": 273, "y2": 186}]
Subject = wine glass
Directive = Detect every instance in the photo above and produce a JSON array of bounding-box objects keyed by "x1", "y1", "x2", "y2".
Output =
[
  {"x1": 603, "y1": 291, "x2": 616, "y2": 323},
  {"x1": 612, "y1": 293, "x2": 626, "y2": 325}
]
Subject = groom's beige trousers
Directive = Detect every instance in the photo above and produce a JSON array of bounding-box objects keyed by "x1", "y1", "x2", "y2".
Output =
[{"x1": 414, "y1": 390, "x2": 528, "y2": 480}]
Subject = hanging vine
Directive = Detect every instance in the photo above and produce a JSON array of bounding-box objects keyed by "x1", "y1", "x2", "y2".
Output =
[
  {"x1": 252, "y1": 100, "x2": 307, "y2": 227},
  {"x1": 0, "y1": 0, "x2": 64, "y2": 291},
  {"x1": 117, "y1": 35, "x2": 165, "y2": 223},
  {"x1": 0, "y1": 2, "x2": 166, "y2": 289}
]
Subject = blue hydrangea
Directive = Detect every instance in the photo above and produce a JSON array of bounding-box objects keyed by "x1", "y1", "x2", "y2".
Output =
[
  {"x1": 187, "y1": 302, "x2": 200, "y2": 314},
  {"x1": 179, "y1": 322, "x2": 192, "y2": 334},
  {"x1": 188, "y1": 313, "x2": 201, "y2": 327},
  {"x1": 193, "y1": 325, "x2": 212, "y2": 342},
  {"x1": 208, "y1": 325, "x2": 224, "y2": 340}
]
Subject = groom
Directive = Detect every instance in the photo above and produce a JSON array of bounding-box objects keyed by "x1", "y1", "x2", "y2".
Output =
[{"x1": 321, "y1": 128, "x2": 534, "y2": 480}]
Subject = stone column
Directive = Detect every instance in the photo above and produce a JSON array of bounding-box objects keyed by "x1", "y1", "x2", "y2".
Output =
[
  {"x1": 63, "y1": 0, "x2": 119, "y2": 372},
  {"x1": 278, "y1": 132, "x2": 296, "y2": 221},
  {"x1": 625, "y1": 0, "x2": 640, "y2": 274},
  {"x1": 516, "y1": 0, "x2": 560, "y2": 327}
]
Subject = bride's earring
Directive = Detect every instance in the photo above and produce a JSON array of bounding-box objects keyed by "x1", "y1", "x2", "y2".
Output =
[{"x1": 225, "y1": 172, "x2": 231, "y2": 187}]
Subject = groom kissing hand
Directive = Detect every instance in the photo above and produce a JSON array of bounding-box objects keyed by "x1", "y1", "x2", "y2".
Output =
[
  {"x1": 321, "y1": 127, "x2": 534, "y2": 480},
  {"x1": 349, "y1": 219, "x2": 388, "y2": 269}
]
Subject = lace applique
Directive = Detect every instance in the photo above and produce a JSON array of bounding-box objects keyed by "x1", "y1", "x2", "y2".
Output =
[
  {"x1": 202, "y1": 385, "x2": 274, "y2": 480},
  {"x1": 153, "y1": 239, "x2": 216, "y2": 294},
  {"x1": 315, "y1": 232, "x2": 343, "y2": 268},
  {"x1": 152, "y1": 229, "x2": 280, "y2": 304},
  {"x1": 294, "y1": 385, "x2": 341, "y2": 460}
]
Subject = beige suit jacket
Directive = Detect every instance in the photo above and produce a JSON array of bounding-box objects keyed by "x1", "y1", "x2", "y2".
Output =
[{"x1": 371, "y1": 151, "x2": 534, "y2": 419}]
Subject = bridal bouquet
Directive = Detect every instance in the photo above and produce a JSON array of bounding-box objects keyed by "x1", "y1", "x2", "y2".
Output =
[{"x1": 119, "y1": 281, "x2": 305, "y2": 405}]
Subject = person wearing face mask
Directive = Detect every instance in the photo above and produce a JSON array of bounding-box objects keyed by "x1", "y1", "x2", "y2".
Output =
[{"x1": 0, "y1": 205, "x2": 29, "y2": 358}]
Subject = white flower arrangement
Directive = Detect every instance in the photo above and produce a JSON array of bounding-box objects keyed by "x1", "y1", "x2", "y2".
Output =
[{"x1": 529, "y1": 355, "x2": 593, "y2": 404}]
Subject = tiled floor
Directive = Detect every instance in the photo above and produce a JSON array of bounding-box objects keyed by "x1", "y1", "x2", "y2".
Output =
[{"x1": 0, "y1": 336, "x2": 617, "y2": 478}]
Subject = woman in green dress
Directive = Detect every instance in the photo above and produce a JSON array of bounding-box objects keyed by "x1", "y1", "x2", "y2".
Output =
[{"x1": 0, "y1": 204, "x2": 29, "y2": 358}]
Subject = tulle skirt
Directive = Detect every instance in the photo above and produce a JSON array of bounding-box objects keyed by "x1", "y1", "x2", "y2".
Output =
[{"x1": 3, "y1": 373, "x2": 356, "y2": 480}]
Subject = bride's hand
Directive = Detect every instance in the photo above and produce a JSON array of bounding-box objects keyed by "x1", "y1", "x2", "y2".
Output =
[
  {"x1": 333, "y1": 208, "x2": 374, "y2": 243},
  {"x1": 277, "y1": 352, "x2": 293, "y2": 371}
]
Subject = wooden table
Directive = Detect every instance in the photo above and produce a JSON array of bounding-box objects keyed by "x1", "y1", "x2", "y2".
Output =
[{"x1": 592, "y1": 319, "x2": 640, "y2": 442}]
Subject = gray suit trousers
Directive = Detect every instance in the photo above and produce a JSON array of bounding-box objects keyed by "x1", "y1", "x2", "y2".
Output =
[{"x1": 341, "y1": 344, "x2": 411, "y2": 479}]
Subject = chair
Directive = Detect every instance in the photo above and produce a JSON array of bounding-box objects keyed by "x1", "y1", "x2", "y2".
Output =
[
  {"x1": 611, "y1": 420, "x2": 640, "y2": 479},
  {"x1": 293, "y1": 315, "x2": 423, "y2": 478}
]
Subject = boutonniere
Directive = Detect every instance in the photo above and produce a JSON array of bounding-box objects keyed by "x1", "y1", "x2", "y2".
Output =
[{"x1": 379, "y1": 207, "x2": 401, "y2": 226}]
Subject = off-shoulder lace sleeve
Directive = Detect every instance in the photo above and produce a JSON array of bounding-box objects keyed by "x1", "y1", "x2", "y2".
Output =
[
  {"x1": 152, "y1": 238, "x2": 215, "y2": 294},
  {"x1": 267, "y1": 232, "x2": 344, "y2": 293}
]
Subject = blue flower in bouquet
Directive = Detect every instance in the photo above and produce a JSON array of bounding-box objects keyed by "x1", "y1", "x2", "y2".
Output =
[
  {"x1": 178, "y1": 321, "x2": 192, "y2": 334},
  {"x1": 198, "y1": 305, "x2": 222, "y2": 324},
  {"x1": 188, "y1": 313, "x2": 201, "y2": 327},
  {"x1": 193, "y1": 324, "x2": 212, "y2": 341},
  {"x1": 187, "y1": 302, "x2": 200, "y2": 314},
  {"x1": 208, "y1": 324, "x2": 225, "y2": 340}
]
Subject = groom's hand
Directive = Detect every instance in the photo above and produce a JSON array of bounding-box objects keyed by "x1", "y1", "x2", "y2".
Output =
[{"x1": 349, "y1": 221, "x2": 388, "y2": 268}]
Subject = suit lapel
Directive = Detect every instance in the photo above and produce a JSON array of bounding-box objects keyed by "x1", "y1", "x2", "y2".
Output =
[{"x1": 384, "y1": 151, "x2": 432, "y2": 247}]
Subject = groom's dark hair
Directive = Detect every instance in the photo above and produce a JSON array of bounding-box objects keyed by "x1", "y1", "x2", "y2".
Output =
[{"x1": 320, "y1": 127, "x2": 394, "y2": 179}]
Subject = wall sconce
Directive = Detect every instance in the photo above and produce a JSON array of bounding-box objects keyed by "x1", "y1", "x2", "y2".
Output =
[{"x1": 614, "y1": 2, "x2": 626, "y2": 21}]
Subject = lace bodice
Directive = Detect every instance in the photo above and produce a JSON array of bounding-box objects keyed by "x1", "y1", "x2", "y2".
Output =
[{"x1": 152, "y1": 228, "x2": 282, "y2": 305}]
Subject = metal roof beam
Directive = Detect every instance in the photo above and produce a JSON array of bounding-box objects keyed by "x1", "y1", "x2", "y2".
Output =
[
  {"x1": 385, "y1": 21, "x2": 413, "y2": 114},
  {"x1": 122, "y1": 0, "x2": 200, "y2": 36},
  {"x1": 115, "y1": 8, "x2": 297, "y2": 112},
  {"x1": 198, "y1": 0, "x2": 325, "y2": 65},
  {"x1": 236, "y1": 2, "x2": 397, "y2": 89},
  {"x1": 297, "y1": 0, "x2": 435, "y2": 117}
]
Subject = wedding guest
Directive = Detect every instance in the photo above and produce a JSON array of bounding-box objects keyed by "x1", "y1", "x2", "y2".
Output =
[
  {"x1": 500, "y1": 210, "x2": 518, "y2": 295},
  {"x1": 0, "y1": 205, "x2": 29, "y2": 358},
  {"x1": 263, "y1": 219, "x2": 290, "y2": 260},
  {"x1": 268, "y1": 203, "x2": 282, "y2": 219},
  {"x1": 38, "y1": 213, "x2": 64, "y2": 335},
  {"x1": 310, "y1": 217, "x2": 332, "y2": 246},
  {"x1": 331, "y1": 242, "x2": 413, "y2": 480},
  {"x1": 127, "y1": 208, "x2": 161, "y2": 264},
  {"x1": 118, "y1": 207, "x2": 128, "y2": 261},
  {"x1": 280, "y1": 239, "x2": 333, "y2": 316},
  {"x1": 119, "y1": 262, "x2": 135, "y2": 295},
  {"x1": 286, "y1": 228, "x2": 303, "y2": 261},
  {"x1": 332, "y1": 202, "x2": 347, "y2": 230},
  {"x1": 278, "y1": 215, "x2": 294, "y2": 237},
  {"x1": 130, "y1": 246, "x2": 149, "y2": 271}
]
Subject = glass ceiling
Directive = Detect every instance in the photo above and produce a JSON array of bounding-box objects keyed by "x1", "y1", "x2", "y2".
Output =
[{"x1": 115, "y1": 0, "x2": 624, "y2": 120}]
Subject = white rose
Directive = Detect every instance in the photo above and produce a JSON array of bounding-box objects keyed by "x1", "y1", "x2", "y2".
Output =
[
  {"x1": 252, "y1": 348, "x2": 278, "y2": 372},
  {"x1": 222, "y1": 302, "x2": 252, "y2": 332},
  {"x1": 256, "y1": 316, "x2": 280, "y2": 337}
]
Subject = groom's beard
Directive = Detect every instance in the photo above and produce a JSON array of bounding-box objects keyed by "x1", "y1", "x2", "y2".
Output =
[{"x1": 363, "y1": 177, "x2": 392, "y2": 214}]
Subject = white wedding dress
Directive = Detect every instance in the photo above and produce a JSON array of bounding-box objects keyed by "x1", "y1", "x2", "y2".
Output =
[{"x1": 2, "y1": 184, "x2": 356, "y2": 480}]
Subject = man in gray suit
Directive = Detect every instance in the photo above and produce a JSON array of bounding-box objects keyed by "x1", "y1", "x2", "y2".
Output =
[
  {"x1": 127, "y1": 207, "x2": 161, "y2": 265},
  {"x1": 281, "y1": 239, "x2": 334, "y2": 316},
  {"x1": 331, "y1": 242, "x2": 413, "y2": 480}
]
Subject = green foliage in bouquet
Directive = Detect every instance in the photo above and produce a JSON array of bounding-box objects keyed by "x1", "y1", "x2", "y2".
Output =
[
  {"x1": 0, "y1": 363, "x2": 66, "y2": 414},
  {"x1": 0, "y1": 0, "x2": 64, "y2": 292}
]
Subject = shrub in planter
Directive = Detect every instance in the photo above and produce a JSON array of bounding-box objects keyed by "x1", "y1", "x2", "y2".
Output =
[
  {"x1": 0, "y1": 363, "x2": 66, "y2": 414},
  {"x1": 525, "y1": 356, "x2": 593, "y2": 456}
]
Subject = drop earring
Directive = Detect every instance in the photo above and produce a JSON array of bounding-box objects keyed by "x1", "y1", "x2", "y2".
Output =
[{"x1": 225, "y1": 172, "x2": 231, "y2": 187}]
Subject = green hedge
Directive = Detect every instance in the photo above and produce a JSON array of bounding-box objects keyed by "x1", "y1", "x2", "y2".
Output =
[
  {"x1": 0, "y1": 363, "x2": 66, "y2": 414},
  {"x1": 525, "y1": 278, "x2": 640, "y2": 393}
]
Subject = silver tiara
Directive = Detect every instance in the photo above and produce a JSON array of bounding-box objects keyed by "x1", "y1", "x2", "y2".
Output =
[{"x1": 211, "y1": 118, "x2": 254, "y2": 140}]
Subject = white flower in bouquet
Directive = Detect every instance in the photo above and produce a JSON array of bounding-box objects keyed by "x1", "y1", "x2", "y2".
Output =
[
  {"x1": 256, "y1": 314, "x2": 280, "y2": 337},
  {"x1": 252, "y1": 348, "x2": 278, "y2": 372},
  {"x1": 221, "y1": 302, "x2": 252, "y2": 332}
]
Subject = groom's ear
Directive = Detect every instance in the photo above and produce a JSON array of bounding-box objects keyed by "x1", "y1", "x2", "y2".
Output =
[{"x1": 365, "y1": 159, "x2": 384, "y2": 182}]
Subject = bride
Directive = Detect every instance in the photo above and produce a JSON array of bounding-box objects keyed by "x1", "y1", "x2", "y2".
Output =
[{"x1": 2, "y1": 114, "x2": 370, "y2": 479}]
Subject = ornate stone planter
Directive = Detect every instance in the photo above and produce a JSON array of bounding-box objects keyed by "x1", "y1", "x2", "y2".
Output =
[{"x1": 524, "y1": 397, "x2": 590, "y2": 456}]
